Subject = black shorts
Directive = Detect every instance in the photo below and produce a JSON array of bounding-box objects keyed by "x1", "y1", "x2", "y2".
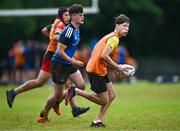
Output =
[
  {"x1": 87, "y1": 72, "x2": 111, "y2": 94},
  {"x1": 51, "y1": 60, "x2": 78, "y2": 84}
]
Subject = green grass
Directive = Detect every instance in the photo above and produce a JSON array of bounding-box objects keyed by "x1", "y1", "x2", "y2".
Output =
[{"x1": 0, "y1": 81, "x2": 180, "y2": 130}]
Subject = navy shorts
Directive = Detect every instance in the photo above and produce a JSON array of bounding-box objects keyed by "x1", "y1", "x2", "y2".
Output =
[{"x1": 51, "y1": 60, "x2": 77, "y2": 84}]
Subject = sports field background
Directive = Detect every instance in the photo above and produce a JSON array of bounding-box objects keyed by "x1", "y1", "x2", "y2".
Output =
[
  {"x1": 0, "y1": 81, "x2": 180, "y2": 130},
  {"x1": 1, "y1": 0, "x2": 180, "y2": 130}
]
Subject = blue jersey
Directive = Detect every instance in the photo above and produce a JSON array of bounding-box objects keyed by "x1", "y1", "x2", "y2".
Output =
[{"x1": 52, "y1": 23, "x2": 80, "y2": 64}]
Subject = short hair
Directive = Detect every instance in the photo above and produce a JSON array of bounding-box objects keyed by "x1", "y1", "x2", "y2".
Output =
[
  {"x1": 57, "y1": 7, "x2": 68, "y2": 19},
  {"x1": 115, "y1": 14, "x2": 130, "y2": 25},
  {"x1": 69, "y1": 4, "x2": 83, "y2": 15}
]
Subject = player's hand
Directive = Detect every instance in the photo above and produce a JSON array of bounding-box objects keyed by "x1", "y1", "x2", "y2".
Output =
[
  {"x1": 71, "y1": 59, "x2": 84, "y2": 67},
  {"x1": 115, "y1": 65, "x2": 128, "y2": 79}
]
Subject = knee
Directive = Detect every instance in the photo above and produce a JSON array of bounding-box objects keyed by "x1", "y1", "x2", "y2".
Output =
[
  {"x1": 51, "y1": 90, "x2": 61, "y2": 99},
  {"x1": 48, "y1": 94, "x2": 59, "y2": 103},
  {"x1": 109, "y1": 93, "x2": 116, "y2": 103},
  {"x1": 47, "y1": 96, "x2": 57, "y2": 104},
  {"x1": 54, "y1": 95, "x2": 60, "y2": 100},
  {"x1": 100, "y1": 99, "x2": 109, "y2": 106}
]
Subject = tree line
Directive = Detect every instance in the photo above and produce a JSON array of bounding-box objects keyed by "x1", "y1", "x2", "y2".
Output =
[{"x1": 0, "y1": 0, "x2": 179, "y2": 60}]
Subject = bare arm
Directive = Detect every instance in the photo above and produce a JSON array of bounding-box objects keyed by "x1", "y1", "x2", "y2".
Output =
[
  {"x1": 41, "y1": 24, "x2": 52, "y2": 37},
  {"x1": 41, "y1": 24, "x2": 61, "y2": 41},
  {"x1": 101, "y1": 45, "x2": 124, "y2": 75},
  {"x1": 41, "y1": 27, "x2": 49, "y2": 37},
  {"x1": 101, "y1": 45, "x2": 119, "y2": 70}
]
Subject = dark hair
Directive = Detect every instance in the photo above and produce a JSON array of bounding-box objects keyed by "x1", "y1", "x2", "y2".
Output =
[
  {"x1": 69, "y1": 4, "x2": 83, "y2": 15},
  {"x1": 58, "y1": 7, "x2": 68, "y2": 19},
  {"x1": 115, "y1": 14, "x2": 130, "y2": 25}
]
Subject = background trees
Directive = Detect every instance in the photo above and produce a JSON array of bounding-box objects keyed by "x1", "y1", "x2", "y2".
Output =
[{"x1": 0, "y1": 0, "x2": 179, "y2": 60}]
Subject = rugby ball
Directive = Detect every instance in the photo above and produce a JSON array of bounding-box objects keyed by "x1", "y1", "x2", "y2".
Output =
[{"x1": 119, "y1": 64, "x2": 135, "y2": 76}]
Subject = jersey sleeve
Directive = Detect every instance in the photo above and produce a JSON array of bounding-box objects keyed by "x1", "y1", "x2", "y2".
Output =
[
  {"x1": 57, "y1": 22, "x2": 65, "y2": 30},
  {"x1": 54, "y1": 22, "x2": 65, "y2": 35},
  {"x1": 58, "y1": 27, "x2": 73, "y2": 47},
  {"x1": 106, "y1": 36, "x2": 119, "y2": 50}
]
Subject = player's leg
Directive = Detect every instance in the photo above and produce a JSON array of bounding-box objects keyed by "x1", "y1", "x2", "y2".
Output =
[
  {"x1": 44, "y1": 80, "x2": 72, "y2": 116},
  {"x1": 6, "y1": 70, "x2": 51, "y2": 108},
  {"x1": 90, "y1": 92, "x2": 109, "y2": 128},
  {"x1": 47, "y1": 77, "x2": 71, "y2": 116},
  {"x1": 68, "y1": 87, "x2": 105, "y2": 104},
  {"x1": 37, "y1": 60, "x2": 67, "y2": 122},
  {"x1": 65, "y1": 71, "x2": 90, "y2": 117},
  {"x1": 92, "y1": 82, "x2": 116, "y2": 127},
  {"x1": 65, "y1": 69, "x2": 85, "y2": 105},
  {"x1": 37, "y1": 83, "x2": 65, "y2": 123},
  {"x1": 66, "y1": 72, "x2": 109, "y2": 105},
  {"x1": 68, "y1": 70, "x2": 85, "y2": 90},
  {"x1": 68, "y1": 92, "x2": 90, "y2": 117},
  {"x1": 67, "y1": 85, "x2": 109, "y2": 127},
  {"x1": 66, "y1": 73, "x2": 111, "y2": 127},
  {"x1": 91, "y1": 75, "x2": 116, "y2": 127},
  {"x1": 48, "y1": 91, "x2": 62, "y2": 116},
  {"x1": 15, "y1": 70, "x2": 51, "y2": 94}
]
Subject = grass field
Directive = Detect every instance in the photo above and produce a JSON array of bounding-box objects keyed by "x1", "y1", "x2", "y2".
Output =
[{"x1": 0, "y1": 81, "x2": 180, "y2": 130}]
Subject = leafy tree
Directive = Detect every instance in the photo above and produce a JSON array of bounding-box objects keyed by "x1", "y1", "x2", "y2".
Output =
[{"x1": 0, "y1": 0, "x2": 180, "y2": 60}]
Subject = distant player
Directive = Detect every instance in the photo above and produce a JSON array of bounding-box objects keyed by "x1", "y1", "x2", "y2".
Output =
[
  {"x1": 37, "y1": 4, "x2": 86, "y2": 122},
  {"x1": 65, "y1": 14, "x2": 130, "y2": 127},
  {"x1": 6, "y1": 7, "x2": 89, "y2": 118}
]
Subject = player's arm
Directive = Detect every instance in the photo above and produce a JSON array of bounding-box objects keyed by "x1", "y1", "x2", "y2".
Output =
[
  {"x1": 53, "y1": 29, "x2": 61, "y2": 41},
  {"x1": 57, "y1": 27, "x2": 83, "y2": 67},
  {"x1": 101, "y1": 45, "x2": 119, "y2": 70},
  {"x1": 57, "y1": 43, "x2": 74, "y2": 63},
  {"x1": 57, "y1": 43, "x2": 83, "y2": 67},
  {"x1": 41, "y1": 24, "x2": 52, "y2": 37},
  {"x1": 101, "y1": 36, "x2": 123, "y2": 74},
  {"x1": 53, "y1": 23, "x2": 65, "y2": 41}
]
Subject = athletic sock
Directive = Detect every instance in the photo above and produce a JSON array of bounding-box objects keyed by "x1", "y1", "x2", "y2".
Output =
[
  {"x1": 40, "y1": 111, "x2": 48, "y2": 117},
  {"x1": 12, "y1": 89, "x2": 16, "y2": 96},
  {"x1": 93, "y1": 120, "x2": 101, "y2": 123},
  {"x1": 72, "y1": 105, "x2": 77, "y2": 110},
  {"x1": 74, "y1": 88, "x2": 78, "y2": 95}
]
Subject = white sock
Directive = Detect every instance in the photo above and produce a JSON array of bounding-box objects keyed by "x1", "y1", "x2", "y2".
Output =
[
  {"x1": 74, "y1": 88, "x2": 78, "y2": 95},
  {"x1": 93, "y1": 120, "x2": 101, "y2": 123}
]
